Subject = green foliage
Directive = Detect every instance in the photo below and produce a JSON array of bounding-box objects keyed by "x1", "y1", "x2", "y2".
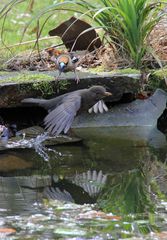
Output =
[
  {"x1": 88, "y1": 66, "x2": 140, "y2": 74},
  {"x1": 148, "y1": 68, "x2": 167, "y2": 91},
  {"x1": 0, "y1": 72, "x2": 54, "y2": 83},
  {"x1": 0, "y1": 0, "x2": 165, "y2": 70},
  {"x1": 75, "y1": 0, "x2": 164, "y2": 68},
  {"x1": 0, "y1": 0, "x2": 71, "y2": 56},
  {"x1": 98, "y1": 169, "x2": 154, "y2": 214},
  {"x1": 56, "y1": 79, "x2": 70, "y2": 91},
  {"x1": 33, "y1": 79, "x2": 70, "y2": 97},
  {"x1": 0, "y1": 71, "x2": 56, "y2": 97},
  {"x1": 32, "y1": 80, "x2": 54, "y2": 97},
  {"x1": 0, "y1": 0, "x2": 57, "y2": 39}
]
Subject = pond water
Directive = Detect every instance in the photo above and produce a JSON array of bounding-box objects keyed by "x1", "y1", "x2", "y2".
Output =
[{"x1": 0, "y1": 126, "x2": 167, "y2": 240}]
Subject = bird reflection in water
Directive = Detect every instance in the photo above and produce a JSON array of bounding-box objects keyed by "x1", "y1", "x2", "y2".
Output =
[{"x1": 43, "y1": 170, "x2": 107, "y2": 204}]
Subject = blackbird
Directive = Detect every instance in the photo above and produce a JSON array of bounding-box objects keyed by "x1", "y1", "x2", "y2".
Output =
[{"x1": 21, "y1": 86, "x2": 111, "y2": 136}]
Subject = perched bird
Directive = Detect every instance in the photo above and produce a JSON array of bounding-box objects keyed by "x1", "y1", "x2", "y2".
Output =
[
  {"x1": 0, "y1": 124, "x2": 17, "y2": 142},
  {"x1": 0, "y1": 125, "x2": 9, "y2": 141},
  {"x1": 21, "y1": 86, "x2": 111, "y2": 136},
  {"x1": 46, "y1": 48, "x2": 79, "y2": 83},
  {"x1": 53, "y1": 53, "x2": 79, "y2": 83}
]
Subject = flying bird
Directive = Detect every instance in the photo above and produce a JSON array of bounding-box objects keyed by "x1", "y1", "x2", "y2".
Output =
[{"x1": 21, "y1": 86, "x2": 111, "y2": 136}]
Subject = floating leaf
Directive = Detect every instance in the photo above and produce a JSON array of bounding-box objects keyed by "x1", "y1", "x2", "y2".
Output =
[
  {"x1": 0, "y1": 228, "x2": 16, "y2": 234},
  {"x1": 77, "y1": 210, "x2": 121, "y2": 221}
]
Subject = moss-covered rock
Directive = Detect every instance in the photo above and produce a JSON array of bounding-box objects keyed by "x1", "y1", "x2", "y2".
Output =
[
  {"x1": 88, "y1": 67, "x2": 140, "y2": 75},
  {"x1": 148, "y1": 68, "x2": 167, "y2": 91},
  {"x1": 0, "y1": 69, "x2": 140, "y2": 107},
  {"x1": 0, "y1": 72, "x2": 54, "y2": 84}
]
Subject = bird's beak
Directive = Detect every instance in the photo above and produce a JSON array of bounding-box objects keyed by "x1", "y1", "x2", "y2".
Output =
[
  {"x1": 59, "y1": 62, "x2": 66, "y2": 70},
  {"x1": 104, "y1": 91, "x2": 112, "y2": 96}
]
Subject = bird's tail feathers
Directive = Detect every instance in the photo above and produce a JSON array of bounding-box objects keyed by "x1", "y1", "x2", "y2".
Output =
[{"x1": 21, "y1": 98, "x2": 47, "y2": 108}]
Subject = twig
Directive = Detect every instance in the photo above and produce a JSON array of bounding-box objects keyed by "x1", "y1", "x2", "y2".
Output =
[{"x1": 0, "y1": 36, "x2": 61, "y2": 50}]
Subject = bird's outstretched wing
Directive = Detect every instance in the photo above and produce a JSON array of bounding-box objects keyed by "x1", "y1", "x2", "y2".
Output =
[
  {"x1": 88, "y1": 100, "x2": 108, "y2": 114},
  {"x1": 44, "y1": 95, "x2": 81, "y2": 136}
]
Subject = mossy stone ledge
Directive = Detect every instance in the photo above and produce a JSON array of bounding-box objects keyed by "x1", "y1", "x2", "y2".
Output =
[{"x1": 0, "y1": 70, "x2": 140, "y2": 108}]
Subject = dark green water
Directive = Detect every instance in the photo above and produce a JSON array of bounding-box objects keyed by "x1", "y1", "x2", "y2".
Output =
[{"x1": 0, "y1": 126, "x2": 167, "y2": 239}]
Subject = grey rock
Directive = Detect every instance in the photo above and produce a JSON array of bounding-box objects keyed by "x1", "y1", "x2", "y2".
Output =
[
  {"x1": 73, "y1": 89, "x2": 167, "y2": 128},
  {"x1": 73, "y1": 89, "x2": 167, "y2": 148}
]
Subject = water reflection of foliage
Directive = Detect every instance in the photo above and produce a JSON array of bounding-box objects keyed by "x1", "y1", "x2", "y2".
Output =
[
  {"x1": 98, "y1": 149, "x2": 167, "y2": 215},
  {"x1": 98, "y1": 169, "x2": 154, "y2": 214},
  {"x1": 96, "y1": 151, "x2": 167, "y2": 237},
  {"x1": 149, "y1": 160, "x2": 167, "y2": 199}
]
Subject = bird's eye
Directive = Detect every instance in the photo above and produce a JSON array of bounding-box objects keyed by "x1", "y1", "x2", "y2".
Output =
[
  {"x1": 96, "y1": 91, "x2": 102, "y2": 96},
  {"x1": 71, "y1": 56, "x2": 79, "y2": 63}
]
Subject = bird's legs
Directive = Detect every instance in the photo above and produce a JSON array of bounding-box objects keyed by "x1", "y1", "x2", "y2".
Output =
[
  {"x1": 56, "y1": 69, "x2": 79, "y2": 84},
  {"x1": 74, "y1": 69, "x2": 80, "y2": 84},
  {"x1": 55, "y1": 71, "x2": 62, "y2": 81}
]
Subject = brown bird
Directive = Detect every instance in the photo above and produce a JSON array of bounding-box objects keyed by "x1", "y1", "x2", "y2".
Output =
[
  {"x1": 21, "y1": 86, "x2": 111, "y2": 136},
  {"x1": 52, "y1": 53, "x2": 79, "y2": 83},
  {"x1": 46, "y1": 48, "x2": 79, "y2": 83}
]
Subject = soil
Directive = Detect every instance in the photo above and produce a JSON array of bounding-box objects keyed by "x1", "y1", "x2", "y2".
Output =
[
  {"x1": 149, "y1": 14, "x2": 167, "y2": 63},
  {"x1": 3, "y1": 14, "x2": 167, "y2": 72}
]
